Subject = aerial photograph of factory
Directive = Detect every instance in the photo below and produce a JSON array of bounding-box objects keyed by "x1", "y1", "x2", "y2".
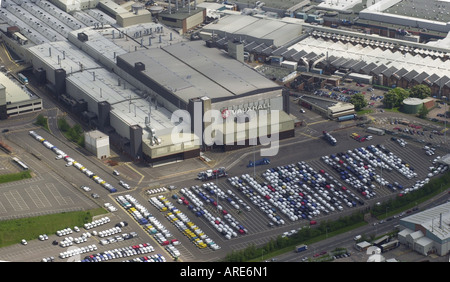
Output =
[{"x1": 0, "y1": 0, "x2": 449, "y2": 268}]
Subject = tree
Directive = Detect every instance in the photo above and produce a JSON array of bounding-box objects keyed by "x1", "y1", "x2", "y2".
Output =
[
  {"x1": 383, "y1": 90, "x2": 399, "y2": 109},
  {"x1": 383, "y1": 87, "x2": 409, "y2": 108},
  {"x1": 418, "y1": 105, "x2": 429, "y2": 119},
  {"x1": 36, "y1": 114, "x2": 47, "y2": 127},
  {"x1": 350, "y1": 93, "x2": 367, "y2": 111},
  {"x1": 57, "y1": 117, "x2": 70, "y2": 132},
  {"x1": 409, "y1": 84, "x2": 431, "y2": 99}
]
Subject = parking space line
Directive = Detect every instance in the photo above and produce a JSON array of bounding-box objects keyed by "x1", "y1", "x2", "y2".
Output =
[
  {"x1": 45, "y1": 183, "x2": 73, "y2": 206},
  {"x1": 25, "y1": 185, "x2": 52, "y2": 209},
  {"x1": 4, "y1": 190, "x2": 29, "y2": 211},
  {"x1": 0, "y1": 199, "x2": 7, "y2": 214}
]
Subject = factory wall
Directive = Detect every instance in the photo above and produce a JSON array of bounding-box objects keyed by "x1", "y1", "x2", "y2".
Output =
[
  {"x1": 110, "y1": 110, "x2": 132, "y2": 140},
  {"x1": 117, "y1": 12, "x2": 153, "y2": 28},
  {"x1": 25, "y1": 48, "x2": 57, "y2": 85},
  {"x1": 211, "y1": 90, "x2": 283, "y2": 113},
  {"x1": 185, "y1": 9, "x2": 206, "y2": 31},
  {"x1": 65, "y1": 78, "x2": 100, "y2": 115},
  {"x1": 7, "y1": 99, "x2": 43, "y2": 117},
  {"x1": 359, "y1": 11, "x2": 450, "y2": 33}
]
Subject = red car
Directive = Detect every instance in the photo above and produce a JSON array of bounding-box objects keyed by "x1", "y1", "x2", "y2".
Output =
[
  {"x1": 310, "y1": 220, "x2": 317, "y2": 225},
  {"x1": 222, "y1": 210, "x2": 228, "y2": 215}
]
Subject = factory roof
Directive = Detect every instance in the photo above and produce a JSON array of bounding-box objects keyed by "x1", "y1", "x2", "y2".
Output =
[
  {"x1": 382, "y1": 66, "x2": 398, "y2": 77},
  {"x1": 117, "y1": 40, "x2": 280, "y2": 104},
  {"x1": 288, "y1": 31, "x2": 450, "y2": 79},
  {"x1": 158, "y1": 6, "x2": 206, "y2": 20},
  {"x1": 385, "y1": 0, "x2": 450, "y2": 23},
  {"x1": 203, "y1": 14, "x2": 302, "y2": 47},
  {"x1": 400, "y1": 202, "x2": 450, "y2": 241},
  {"x1": 27, "y1": 41, "x2": 99, "y2": 77},
  {"x1": 0, "y1": 72, "x2": 34, "y2": 104},
  {"x1": 66, "y1": 67, "x2": 174, "y2": 134},
  {"x1": 412, "y1": 71, "x2": 430, "y2": 84}
]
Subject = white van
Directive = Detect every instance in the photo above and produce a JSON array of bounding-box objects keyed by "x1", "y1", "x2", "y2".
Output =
[{"x1": 354, "y1": 235, "x2": 362, "y2": 241}]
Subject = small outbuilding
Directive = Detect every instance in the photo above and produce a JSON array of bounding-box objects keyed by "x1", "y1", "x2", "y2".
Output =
[{"x1": 85, "y1": 130, "x2": 110, "y2": 159}]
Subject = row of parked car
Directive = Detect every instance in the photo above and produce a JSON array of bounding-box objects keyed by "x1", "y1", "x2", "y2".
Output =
[
  {"x1": 146, "y1": 187, "x2": 170, "y2": 195},
  {"x1": 83, "y1": 217, "x2": 111, "y2": 230},
  {"x1": 228, "y1": 175, "x2": 286, "y2": 226},
  {"x1": 190, "y1": 183, "x2": 250, "y2": 233},
  {"x1": 256, "y1": 162, "x2": 357, "y2": 221},
  {"x1": 323, "y1": 151, "x2": 383, "y2": 199},
  {"x1": 152, "y1": 195, "x2": 211, "y2": 249},
  {"x1": 158, "y1": 194, "x2": 221, "y2": 251},
  {"x1": 29, "y1": 131, "x2": 118, "y2": 193},
  {"x1": 59, "y1": 244, "x2": 98, "y2": 259},
  {"x1": 80, "y1": 243, "x2": 156, "y2": 262},
  {"x1": 123, "y1": 253, "x2": 167, "y2": 263},
  {"x1": 180, "y1": 186, "x2": 243, "y2": 240},
  {"x1": 366, "y1": 145, "x2": 417, "y2": 179}
]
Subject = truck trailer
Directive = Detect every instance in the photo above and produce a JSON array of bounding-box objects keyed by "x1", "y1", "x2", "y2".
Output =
[
  {"x1": 366, "y1": 127, "x2": 385, "y2": 136},
  {"x1": 295, "y1": 244, "x2": 308, "y2": 252},
  {"x1": 197, "y1": 167, "x2": 227, "y2": 181}
]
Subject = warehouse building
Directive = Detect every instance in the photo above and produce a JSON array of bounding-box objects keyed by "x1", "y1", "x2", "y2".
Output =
[
  {"x1": 116, "y1": 40, "x2": 294, "y2": 155},
  {"x1": 398, "y1": 202, "x2": 450, "y2": 256},
  {"x1": 85, "y1": 130, "x2": 111, "y2": 159},
  {"x1": 156, "y1": 3, "x2": 206, "y2": 34},
  {"x1": 298, "y1": 94, "x2": 355, "y2": 120},
  {"x1": 1, "y1": 0, "x2": 294, "y2": 164},
  {"x1": 0, "y1": 72, "x2": 43, "y2": 119}
]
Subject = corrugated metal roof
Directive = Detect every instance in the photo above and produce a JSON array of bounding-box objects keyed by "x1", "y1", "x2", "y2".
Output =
[
  {"x1": 412, "y1": 71, "x2": 429, "y2": 83},
  {"x1": 404, "y1": 70, "x2": 419, "y2": 81},
  {"x1": 360, "y1": 62, "x2": 377, "y2": 74},
  {"x1": 118, "y1": 41, "x2": 279, "y2": 103},
  {"x1": 401, "y1": 202, "x2": 450, "y2": 241},
  {"x1": 371, "y1": 64, "x2": 388, "y2": 75},
  {"x1": 382, "y1": 66, "x2": 398, "y2": 77}
]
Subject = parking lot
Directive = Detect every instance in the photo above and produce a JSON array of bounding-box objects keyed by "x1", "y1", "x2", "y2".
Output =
[{"x1": 0, "y1": 113, "x2": 448, "y2": 262}]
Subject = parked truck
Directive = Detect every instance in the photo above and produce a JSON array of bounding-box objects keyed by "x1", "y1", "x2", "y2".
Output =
[
  {"x1": 295, "y1": 244, "x2": 308, "y2": 253},
  {"x1": 366, "y1": 127, "x2": 385, "y2": 136},
  {"x1": 197, "y1": 167, "x2": 227, "y2": 181},
  {"x1": 247, "y1": 158, "x2": 270, "y2": 168},
  {"x1": 337, "y1": 114, "x2": 356, "y2": 122},
  {"x1": 323, "y1": 131, "x2": 337, "y2": 146}
]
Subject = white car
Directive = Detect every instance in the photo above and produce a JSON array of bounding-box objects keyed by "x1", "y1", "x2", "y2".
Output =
[
  {"x1": 81, "y1": 185, "x2": 91, "y2": 192},
  {"x1": 21, "y1": 239, "x2": 27, "y2": 245}
]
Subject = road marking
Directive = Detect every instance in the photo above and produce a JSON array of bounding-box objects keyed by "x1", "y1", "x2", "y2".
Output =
[
  {"x1": 124, "y1": 163, "x2": 145, "y2": 186},
  {"x1": 308, "y1": 120, "x2": 330, "y2": 125},
  {"x1": 298, "y1": 132, "x2": 319, "y2": 139}
]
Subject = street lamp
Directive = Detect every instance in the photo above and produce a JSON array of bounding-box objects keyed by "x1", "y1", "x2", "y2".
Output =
[{"x1": 442, "y1": 96, "x2": 447, "y2": 151}]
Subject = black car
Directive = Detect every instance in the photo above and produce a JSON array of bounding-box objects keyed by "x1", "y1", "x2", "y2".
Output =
[{"x1": 2, "y1": 129, "x2": 9, "y2": 133}]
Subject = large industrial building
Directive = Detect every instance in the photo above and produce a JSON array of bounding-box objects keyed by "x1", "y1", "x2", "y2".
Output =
[
  {"x1": 398, "y1": 202, "x2": 450, "y2": 256},
  {"x1": 2, "y1": 0, "x2": 450, "y2": 164},
  {"x1": 0, "y1": 0, "x2": 294, "y2": 164},
  {"x1": 198, "y1": 0, "x2": 450, "y2": 97}
]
